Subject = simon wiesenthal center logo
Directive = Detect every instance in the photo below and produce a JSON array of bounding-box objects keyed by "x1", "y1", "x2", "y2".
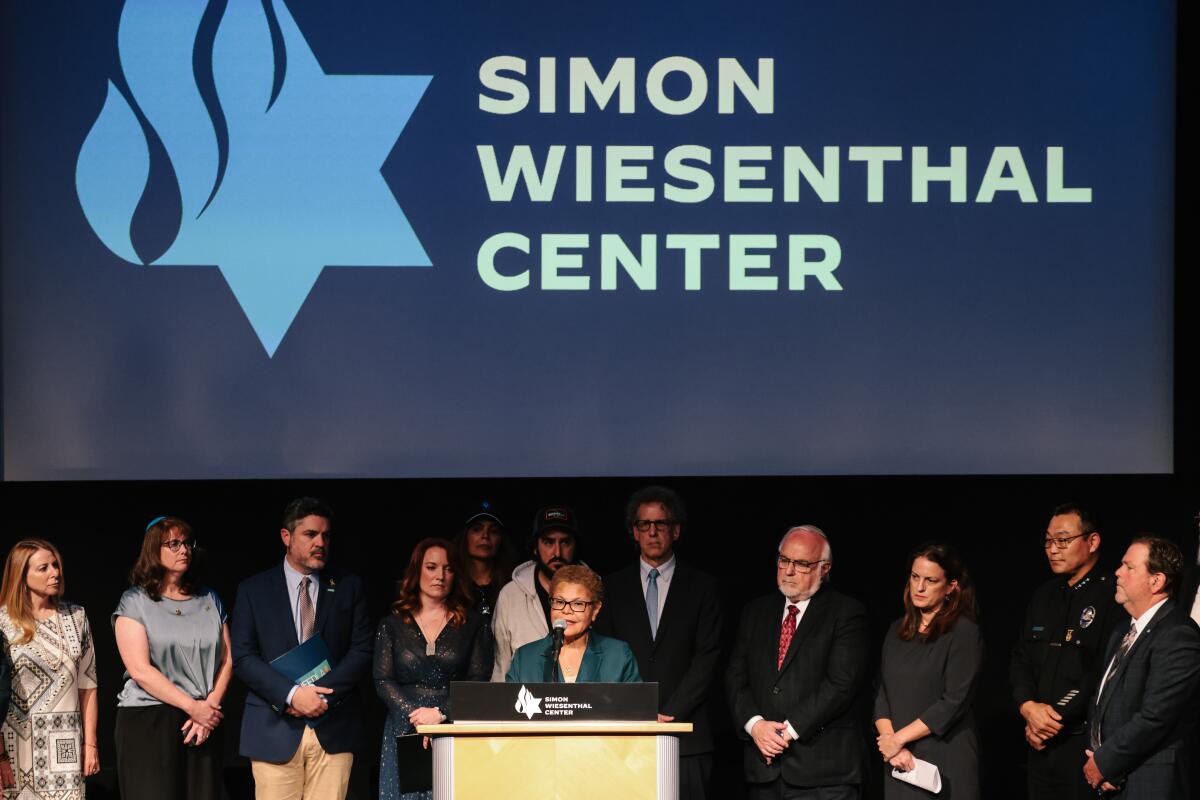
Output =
[
  {"x1": 514, "y1": 685, "x2": 542, "y2": 720},
  {"x1": 514, "y1": 685, "x2": 595, "y2": 719},
  {"x1": 75, "y1": 0, "x2": 431, "y2": 356}
]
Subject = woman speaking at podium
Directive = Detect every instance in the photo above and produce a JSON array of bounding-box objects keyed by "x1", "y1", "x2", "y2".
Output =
[{"x1": 506, "y1": 565, "x2": 640, "y2": 683}]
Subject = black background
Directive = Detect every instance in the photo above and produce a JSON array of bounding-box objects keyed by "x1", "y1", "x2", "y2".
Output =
[{"x1": 1, "y1": 471, "x2": 1197, "y2": 799}]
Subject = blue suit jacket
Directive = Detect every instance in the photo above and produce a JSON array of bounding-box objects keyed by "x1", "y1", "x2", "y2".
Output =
[
  {"x1": 1089, "y1": 601, "x2": 1200, "y2": 799},
  {"x1": 505, "y1": 631, "x2": 642, "y2": 683},
  {"x1": 231, "y1": 563, "x2": 372, "y2": 762}
]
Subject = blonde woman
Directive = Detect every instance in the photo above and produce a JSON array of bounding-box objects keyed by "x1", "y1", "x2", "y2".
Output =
[{"x1": 0, "y1": 540, "x2": 99, "y2": 800}]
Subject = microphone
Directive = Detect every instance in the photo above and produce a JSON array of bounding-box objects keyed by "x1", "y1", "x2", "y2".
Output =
[{"x1": 549, "y1": 618, "x2": 568, "y2": 682}]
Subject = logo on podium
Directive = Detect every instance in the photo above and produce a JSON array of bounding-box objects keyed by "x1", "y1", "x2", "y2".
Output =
[{"x1": 514, "y1": 685, "x2": 543, "y2": 719}]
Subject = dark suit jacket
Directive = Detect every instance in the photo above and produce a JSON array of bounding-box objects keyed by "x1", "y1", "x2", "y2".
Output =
[
  {"x1": 1178, "y1": 564, "x2": 1199, "y2": 620},
  {"x1": 231, "y1": 563, "x2": 373, "y2": 762},
  {"x1": 594, "y1": 562, "x2": 723, "y2": 756},
  {"x1": 0, "y1": 630, "x2": 9, "y2": 724},
  {"x1": 726, "y1": 588, "x2": 870, "y2": 788},
  {"x1": 505, "y1": 632, "x2": 641, "y2": 683},
  {"x1": 1089, "y1": 600, "x2": 1200, "y2": 799}
]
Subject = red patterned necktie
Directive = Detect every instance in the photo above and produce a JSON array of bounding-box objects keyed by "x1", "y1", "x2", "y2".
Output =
[{"x1": 777, "y1": 605, "x2": 799, "y2": 670}]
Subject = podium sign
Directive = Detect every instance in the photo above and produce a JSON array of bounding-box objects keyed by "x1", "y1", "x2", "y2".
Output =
[
  {"x1": 450, "y1": 681, "x2": 657, "y2": 722},
  {"x1": 419, "y1": 720, "x2": 692, "y2": 800}
]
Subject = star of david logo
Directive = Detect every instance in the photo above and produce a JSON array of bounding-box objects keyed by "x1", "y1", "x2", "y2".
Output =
[
  {"x1": 76, "y1": 0, "x2": 431, "y2": 356},
  {"x1": 514, "y1": 685, "x2": 543, "y2": 719}
]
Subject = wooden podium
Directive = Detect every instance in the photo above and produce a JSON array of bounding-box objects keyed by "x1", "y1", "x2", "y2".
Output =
[{"x1": 416, "y1": 721, "x2": 692, "y2": 800}]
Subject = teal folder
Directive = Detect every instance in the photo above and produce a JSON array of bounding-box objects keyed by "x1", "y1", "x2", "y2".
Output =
[{"x1": 270, "y1": 636, "x2": 333, "y2": 727}]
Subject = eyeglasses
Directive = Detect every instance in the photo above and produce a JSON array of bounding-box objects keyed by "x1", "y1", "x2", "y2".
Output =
[
  {"x1": 1042, "y1": 534, "x2": 1087, "y2": 550},
  {"x1": 634, "y1": 519, "x2": 676, "y2": 533},
  {"x1": 549, "y1": 597, "x2": 594, "y2": 613},
  {"x1": 777, "y1": 555, "x2": 828, "y2": 574},
  {"x1": 162, "y1": 539, "x2": 197, "y2": 553}
]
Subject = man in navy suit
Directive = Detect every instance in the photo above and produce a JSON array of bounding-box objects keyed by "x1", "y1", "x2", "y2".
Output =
[
  {"x1": 232, "y1": 497, "x2": 372, "y2": 800},
  {"x1": 1084, "y1": 536, "x2": 1200, "y2": 799},
  {"x1": 594, "y1": 486, "x2": 723, "y2": 800}
]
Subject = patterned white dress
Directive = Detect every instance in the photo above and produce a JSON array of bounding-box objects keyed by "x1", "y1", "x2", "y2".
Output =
[{"x1": 0, "y1": 603, "x2": 97, "y2": 800}]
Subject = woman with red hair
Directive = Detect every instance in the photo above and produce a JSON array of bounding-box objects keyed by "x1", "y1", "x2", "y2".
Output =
[{"x1": 374, "y1": 538, "x2": 493, "y2": 800}]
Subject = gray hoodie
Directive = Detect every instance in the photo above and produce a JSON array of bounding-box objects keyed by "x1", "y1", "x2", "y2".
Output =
[{"x1": 490, "y1": 560, "x2": 548, "y2": 681}]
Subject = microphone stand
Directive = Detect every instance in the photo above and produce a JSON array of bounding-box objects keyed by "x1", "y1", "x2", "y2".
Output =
[{"x1": 548, "y1": 622, "x2": 566, "y2": 683}]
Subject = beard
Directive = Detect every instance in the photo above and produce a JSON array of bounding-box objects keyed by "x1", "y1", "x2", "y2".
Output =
[{"x1": 537, "y1": 558, "x2": 568, "y2": 580}]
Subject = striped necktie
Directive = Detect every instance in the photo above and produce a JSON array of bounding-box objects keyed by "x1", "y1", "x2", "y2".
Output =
[
  {"x1": 298, "y1": 576, "x2": 315, "y2": 643},
  {"x1": 1090, "y1": 621, "x2": 1137, "y2": 748}
]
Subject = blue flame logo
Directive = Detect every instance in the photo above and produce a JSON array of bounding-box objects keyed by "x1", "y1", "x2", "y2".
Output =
[{"x1": 76, "y1": 0, "x2": 432, "y2": 356}]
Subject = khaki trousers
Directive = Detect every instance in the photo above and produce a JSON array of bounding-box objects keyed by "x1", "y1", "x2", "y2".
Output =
[{"x1": 251, "y1": 726, "x2": 353, "y2": 800}]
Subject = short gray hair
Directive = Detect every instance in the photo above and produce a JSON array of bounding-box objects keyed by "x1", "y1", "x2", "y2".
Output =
[{"x1": 779, "y1": 524, "x2": 833, "y2": 562}]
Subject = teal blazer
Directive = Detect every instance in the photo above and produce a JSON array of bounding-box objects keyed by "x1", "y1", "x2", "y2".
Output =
[{"x1": 505, "y1": 632, "x2": 642, "y2": 683}]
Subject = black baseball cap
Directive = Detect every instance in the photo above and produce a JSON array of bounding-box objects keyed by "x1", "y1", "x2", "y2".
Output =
[
  {"x1": 464, "y1": 501, "x2": 504, "y2": 530},
  {"x1": 532, "y1": 506, "x2": 578, "y2": 538}
]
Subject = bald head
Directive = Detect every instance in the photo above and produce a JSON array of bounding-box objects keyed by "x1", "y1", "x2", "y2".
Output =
[
  {"x1": 776, "y1": 524, "x2": 833, "y2": 601},
  {"x1": 779, "y1": 525, "x2": 833, "y2": 563}
]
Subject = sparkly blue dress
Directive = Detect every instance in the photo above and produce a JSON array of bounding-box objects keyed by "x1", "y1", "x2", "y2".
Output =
[{"x1": 373, "y1": 609, "x2": 493, "y2": 800}]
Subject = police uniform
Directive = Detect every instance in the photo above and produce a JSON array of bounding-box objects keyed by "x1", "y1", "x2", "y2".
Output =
[{"x1": 1010, "y1": 569, "x2": 1127, "y2": 800}]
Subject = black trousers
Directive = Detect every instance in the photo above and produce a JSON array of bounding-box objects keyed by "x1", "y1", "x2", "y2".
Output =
[
  {"x1": 747, "y1": 779, "x2": 859, "y2": 800},
  {"x1": 680, "y1": 753, "x2": 713, "y2": 800},
  {"x1": 115, "y1": 704, "x2": 224, "y2": 800},
  {"x1": 1027, "y1": 732, "x2": 1090, "y2": 800}
]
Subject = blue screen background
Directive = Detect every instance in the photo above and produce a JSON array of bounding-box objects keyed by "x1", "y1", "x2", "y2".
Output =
[{"x1": 0, "y1": 1, "x2": 1175, "y2": 479}]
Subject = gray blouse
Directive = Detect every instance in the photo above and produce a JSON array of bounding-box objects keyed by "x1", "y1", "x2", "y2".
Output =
[{"x1": 112, "y1": 587, "x2": 227, "y2": 707}]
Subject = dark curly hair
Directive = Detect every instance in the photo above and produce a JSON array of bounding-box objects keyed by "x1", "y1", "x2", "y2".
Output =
[{"x1": 624, "y1": 485, "x2": 687, "y2": 531}]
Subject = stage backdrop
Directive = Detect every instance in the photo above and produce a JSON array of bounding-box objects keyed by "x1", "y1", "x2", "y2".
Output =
[{"x1": 0, "y1": 0, "x2": 1176, "y2": 479}]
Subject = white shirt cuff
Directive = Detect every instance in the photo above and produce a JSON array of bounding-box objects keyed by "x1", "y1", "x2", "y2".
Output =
[
  {"x1": 286, "y1": 685, "x2": 299, "y2": 708},
  {"x1": 743, "y1": 715, "x2": 799, "y2": 742}
]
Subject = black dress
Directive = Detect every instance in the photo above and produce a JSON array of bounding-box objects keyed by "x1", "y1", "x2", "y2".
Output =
[
  {"x1": 473, "y1": 582, "x2": 501, "y2": 622},
  {"x1": 373, "y1": 609, "x2": 494, "y2": 800},
  {"x1": 873, "y1": 617, "x2": 984, "y2": 799}
]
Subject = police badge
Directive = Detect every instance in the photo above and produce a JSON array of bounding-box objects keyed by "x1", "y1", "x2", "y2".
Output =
[{"x1": 1080, "y1": 606, "x2": 1096, "y2": 628}]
